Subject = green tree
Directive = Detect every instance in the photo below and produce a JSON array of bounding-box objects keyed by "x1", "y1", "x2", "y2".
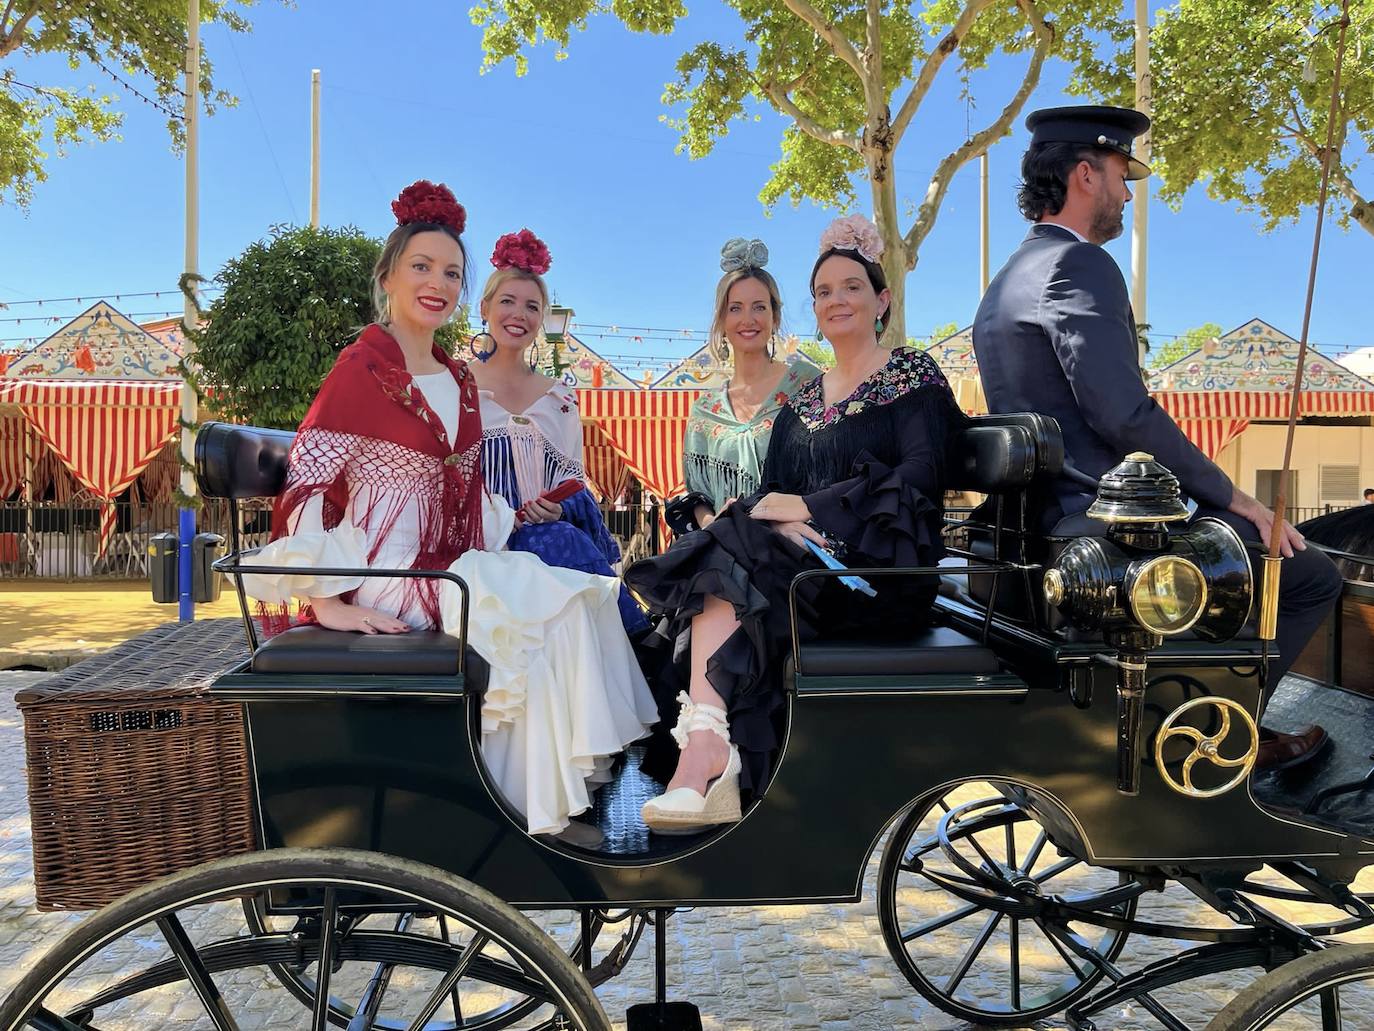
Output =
[
  {"x1": 471, "y1": 0, "x2": 1128, "y2": 342},
  {"x1": 1105, "y1": 2, "x2": 1373, "y2": 237},
  {"x1": 191, "y1": 225, "x2": 382, "y2": 428},
  {"x1": 1148, "y1": 321, "x2": 1223, "y2": 369},
  {"x1": 191, "y1": 224, "x2": 472, "y2": 428},
  {"x1": 0, "y1": 1, "x2": 264, "y2": 208},
  {"x1": 910, "y1": 320, "x2": 960, "y2": 349}
]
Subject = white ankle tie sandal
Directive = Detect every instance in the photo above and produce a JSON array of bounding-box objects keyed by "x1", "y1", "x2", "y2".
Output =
[{"x1": 642, "y1": 692, "x2": 743, "y2": 834}]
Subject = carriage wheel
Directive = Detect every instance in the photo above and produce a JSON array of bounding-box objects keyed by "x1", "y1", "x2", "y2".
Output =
[
  {"x1": 878, "y1": 781, "x2": 1138, "y2": 1027},
  {"x1": 1206, "y1": 944, "x2": 1374, "y2": 1030},
  {"x1": 243, "y1": 895, "x2": 611, "y2": 1030},
  {"x1": 0, "y1": 848, "x2": 611, "y2": 1031}
]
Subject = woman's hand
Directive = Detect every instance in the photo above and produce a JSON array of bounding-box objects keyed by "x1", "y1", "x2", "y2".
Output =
[
  {"x1": 521, "y1": 496, "x2": 563, "y2": 525},
  {"x1": 310, "y1": 596, "x2": 411, "y2": 634},
  {"x1": 750, "y1": 492, "x2": 811, "y2": 524},
  {"x1": 771, "y1": 520, "x2": 829, "y2": 551}
]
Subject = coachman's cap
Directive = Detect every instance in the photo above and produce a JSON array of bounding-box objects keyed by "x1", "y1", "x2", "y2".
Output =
[{"x1": 1025, "y1": 105, "x2": 1152, "y2": 181}]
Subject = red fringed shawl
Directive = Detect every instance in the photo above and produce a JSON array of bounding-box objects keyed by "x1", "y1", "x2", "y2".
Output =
[{"x1": 265, "y1": 324, "x2": 485, "y2": 632}]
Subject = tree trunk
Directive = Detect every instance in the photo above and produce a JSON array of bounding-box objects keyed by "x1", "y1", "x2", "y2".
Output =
[{"x1": 868, "y1": 147, "x2": 909, "y2": 344}]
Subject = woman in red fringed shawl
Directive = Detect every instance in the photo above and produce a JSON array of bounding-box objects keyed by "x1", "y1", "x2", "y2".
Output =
[{"x1": 244, "y1": 182, "x2": 656, "y2": 844}]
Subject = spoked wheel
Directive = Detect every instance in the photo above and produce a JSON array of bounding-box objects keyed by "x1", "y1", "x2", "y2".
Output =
[
  {"x1": 0, "y1": 848, "x2": 611, "y2": 1031},
  {"x1": 878, "y1": 781, "x2": 1140, "y2": 1027},
  {"x1": 1207, "y1": 945, "x2": 1374, "y2": 1031},
  {"x1": 244, "y1": 895, "x2": 614, "y2": 1029}
]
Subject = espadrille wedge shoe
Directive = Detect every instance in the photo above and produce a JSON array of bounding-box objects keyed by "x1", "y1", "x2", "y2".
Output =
[{"x1": 642, "y1": 691, "x2": 743, "y2": 834}]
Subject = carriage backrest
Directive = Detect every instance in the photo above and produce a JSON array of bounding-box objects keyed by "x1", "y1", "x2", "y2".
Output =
[
  {"x1": 946, "y1": 413, "x2": 1063, "y2": 496},
  {"x1": 195, "y1": 422, "x2": 295, "y2": 500}
]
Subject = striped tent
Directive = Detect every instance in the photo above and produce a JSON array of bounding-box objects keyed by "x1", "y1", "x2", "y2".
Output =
[
  {"x1": 575, "y1": 388, "x2": 702, "y2": 501},
  {"x1": 1149, "y1": 319, "x2": 1374, "y2": 458},
  {"x1": 0, "y1": 380, "x2": 181, "y2": 555}
]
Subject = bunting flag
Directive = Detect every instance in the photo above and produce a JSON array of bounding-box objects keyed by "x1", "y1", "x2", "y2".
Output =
[
  {"x1": 575, "y1": 388, "x2": 702, "y2": 501},
  {"x1": 0, "y1": 380, "x2": 181, "y2": 555}
]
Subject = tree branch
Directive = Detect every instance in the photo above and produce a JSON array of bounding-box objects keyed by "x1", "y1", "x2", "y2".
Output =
[
  {"x1": 0, "y1": 1, "x2": 46, "y2": 60},
  {"x1": 781, "y1": 0, "x2": 864, "y2": 78},
  {"x1": 902, "y1": 0, "x2": 1052, "y2": 260},
  {"x1": 891, "y1": 0, "x2": 999, "y2": 144},
  {"x1": 760, "y1": 79, "x2": 863, "y2": 152}
]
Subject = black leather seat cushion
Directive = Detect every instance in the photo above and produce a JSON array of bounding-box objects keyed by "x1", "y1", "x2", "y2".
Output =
[
  {"x1": 792, "y1": 625, "x2": 1000, "y2": 677},
  {"x1": 252, "y1": 625, "x2": 485, "y2": 681}
]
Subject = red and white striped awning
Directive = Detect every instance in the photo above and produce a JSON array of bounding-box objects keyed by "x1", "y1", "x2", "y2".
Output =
[
  {"x1": 0, "y1": 380, "x2": 181, "y2": 554},
  {"x1": 1151, "y1": 389, "x2": 1374, "y2": 458},
  {"x1": 1153, "y1": 389, "x2": 1374, "y2": 421},
  {"x1": 576, "y1": 389, "x2": 702, "y2": 501},
  {"x1": 0, "y1": 413, "x2": 28, "y2": 498}
]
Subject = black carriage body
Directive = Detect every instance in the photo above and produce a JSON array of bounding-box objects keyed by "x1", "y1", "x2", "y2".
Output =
[
  {"x1": 196, "y1": 415, "x2": 1374, "y2": 913},
  {"x1": 216, "y1": 612, "x2": 1372, "y2": 910}
]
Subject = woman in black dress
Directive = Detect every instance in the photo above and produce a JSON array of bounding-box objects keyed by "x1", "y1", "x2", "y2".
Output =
[{"x1": 626, "y1": 215, "x2": 964, "y2": 833}]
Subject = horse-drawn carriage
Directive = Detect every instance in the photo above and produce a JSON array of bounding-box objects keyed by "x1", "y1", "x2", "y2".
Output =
[{"x1": 4, "y1": 413, "x2": 1374, "y2": 1030}]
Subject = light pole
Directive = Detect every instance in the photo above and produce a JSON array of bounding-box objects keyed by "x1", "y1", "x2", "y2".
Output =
[{"x1": 178, "y1": 0, "x2": 200, "y2": 623}]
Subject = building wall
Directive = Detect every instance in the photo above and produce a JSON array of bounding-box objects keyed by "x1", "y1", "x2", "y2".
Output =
[{"x1": 1217, "y1": 423, "x2": 1374, "y2": 511}]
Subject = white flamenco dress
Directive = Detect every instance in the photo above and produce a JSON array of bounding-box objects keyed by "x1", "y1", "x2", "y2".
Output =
[{"x1": 241, "y1": 376, "x2": 657, "y2": 836}]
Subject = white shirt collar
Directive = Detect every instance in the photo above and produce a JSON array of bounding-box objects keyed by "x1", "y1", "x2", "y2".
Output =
[{"x1": 1040, "y1": 220, "x2": 1090, "y2": 244}]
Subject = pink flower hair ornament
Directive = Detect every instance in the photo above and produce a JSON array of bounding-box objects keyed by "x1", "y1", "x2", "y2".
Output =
[
  {"x1": 391, "y1": 180, "x2": 466, "y2": 235},
  {"x1": 819, "y1": 213, "x2": 884, "y2": 265},
  {"x1": 491, "y1": 229, "x2": 552, "y2": 276}
]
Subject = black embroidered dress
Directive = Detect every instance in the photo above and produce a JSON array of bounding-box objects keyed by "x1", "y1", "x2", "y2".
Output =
[{"x1": 625, "y1": 348, "x2": 962, "y2": 793}]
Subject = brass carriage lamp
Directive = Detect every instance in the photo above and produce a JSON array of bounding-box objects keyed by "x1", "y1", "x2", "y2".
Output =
[{"x1": 1043, "y1": 453, "x2": 1253, "y2": 795}]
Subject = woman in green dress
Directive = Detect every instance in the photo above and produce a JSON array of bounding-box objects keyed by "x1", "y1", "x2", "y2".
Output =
[{"x1": 664, "y1": 238, "x2": 821, "y2": 535}]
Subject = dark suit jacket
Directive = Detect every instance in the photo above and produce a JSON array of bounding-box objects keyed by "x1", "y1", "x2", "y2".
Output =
[{"x1": 972, "y1": 223, "x2": 1232, "y2": 525}]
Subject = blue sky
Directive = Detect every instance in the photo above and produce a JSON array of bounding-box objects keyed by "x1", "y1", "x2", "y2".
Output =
[{"x1": 1, "y1": 1, "x2": 1368, "y2": 372}]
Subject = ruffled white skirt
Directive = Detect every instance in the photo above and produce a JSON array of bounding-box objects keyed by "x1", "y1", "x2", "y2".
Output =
[{"x1": 243, "y1": 496, "x2": 656, "y2": 836}]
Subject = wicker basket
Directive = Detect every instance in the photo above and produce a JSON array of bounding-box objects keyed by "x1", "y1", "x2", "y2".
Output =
[{"x1": 18, "y1": 619, "x2": 256, "y2": 911}]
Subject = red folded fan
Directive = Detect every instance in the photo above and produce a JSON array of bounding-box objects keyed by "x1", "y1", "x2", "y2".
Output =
[{"x1": 514, "y1": 479, "x2": 584, "y2": 524}]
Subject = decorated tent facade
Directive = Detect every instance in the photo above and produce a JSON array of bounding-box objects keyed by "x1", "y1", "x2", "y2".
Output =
[
  {"x1": 1150, "y1": 319, "x2": 1374, "y2": 459},
  {"x1": 0, "y1": 302, "x2": 184, "y2": 555}
]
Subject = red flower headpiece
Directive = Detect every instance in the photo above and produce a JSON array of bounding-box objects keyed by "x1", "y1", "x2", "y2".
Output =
[
  {"x1": 391, "y1": 180, "x2": 466, "y2": 235},
  {"x1": 491, "y1": 229, "x2": 552, "y2": 276}
]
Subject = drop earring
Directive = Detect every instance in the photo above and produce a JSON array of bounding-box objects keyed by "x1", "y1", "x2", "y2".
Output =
[
  {"x1": 815, "y1": 327, "x2": 825, "y2": 343},
  {"x1": 874, "y1": 317, "x2": 883, "y2": 334},
  {"x1": 469, "y1": 320, "x2": 496, "y2": 362}
]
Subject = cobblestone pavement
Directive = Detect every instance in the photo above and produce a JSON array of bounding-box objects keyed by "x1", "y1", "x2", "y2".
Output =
[{"x1": 0, "y1": 670, "x2": 1371, "y2": 1030}]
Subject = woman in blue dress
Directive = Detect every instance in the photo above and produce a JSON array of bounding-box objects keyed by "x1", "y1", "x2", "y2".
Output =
[{"x1": 470, "y1": 229, "x2": 649, "y2": 636}]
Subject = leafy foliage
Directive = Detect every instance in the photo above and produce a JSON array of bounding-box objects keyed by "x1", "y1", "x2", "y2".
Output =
[
  {"x1": 192, "y1": 224, "x2": 472, "y2": 429},
  {"x1": 191, "y1": 225, "x2": 384, "y2": 429},
  {"x1": 0, "y1": 1, "x2": 267, "y2": 207},
  {"x1": 1086, "y1": 1, "x2": 1374, "y2": 237},
  {"x1": 1149, "y1": 321, "x2": 1223, "y2": 369},
  {"x1": 470, "y1": 0, "x2": 1130, "y2": 339}
]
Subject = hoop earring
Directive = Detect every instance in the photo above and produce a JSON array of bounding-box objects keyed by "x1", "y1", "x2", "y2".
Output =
[
  {"x1": 469, "y1": 320, "x2": 496, "y2": 362},
  {"x1": 528, "y1": 342, "x2": 541, "y2": 372}
]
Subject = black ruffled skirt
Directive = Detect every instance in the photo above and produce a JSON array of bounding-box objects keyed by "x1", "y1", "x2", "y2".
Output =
[{"x1": 624, "y1": 499, "x2": 935, "y2": 795}]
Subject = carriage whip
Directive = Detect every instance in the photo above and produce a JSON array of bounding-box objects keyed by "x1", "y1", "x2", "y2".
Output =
[{"x1": 1259, "y1": 0, "x2": 1352, "y2": 643}]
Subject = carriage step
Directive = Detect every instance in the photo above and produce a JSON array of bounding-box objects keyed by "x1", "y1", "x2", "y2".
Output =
[{"x1": 626, "y1": 1001, "x2": 704, "y2": 1030}]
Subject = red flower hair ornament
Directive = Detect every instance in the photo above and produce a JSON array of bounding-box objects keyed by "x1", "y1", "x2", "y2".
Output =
[
  {"x1": 491, "y1": 229, "x2": 552, "y2": 276},
  {"x1": 391, "y1": 180, "x2": 466, "y2": 235}
]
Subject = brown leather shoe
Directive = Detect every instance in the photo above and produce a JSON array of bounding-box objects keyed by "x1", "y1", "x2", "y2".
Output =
[{"x1": 1255, "y1": 724, "x2": 1330, "y2": 772}]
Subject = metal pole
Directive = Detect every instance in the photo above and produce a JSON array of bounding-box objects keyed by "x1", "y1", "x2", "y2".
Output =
[
  {"x1": 1131, "y1": 0, "x2": 1151, "y2": 366},
  {"x1": 979, "y1": 151, "x2": 990, "y2": 295},
  {"x1": 178, "y1": 0, "x2": 200, "y2": 622},
  {"x1": 310, "y1": 68, "x2": 321, "y2": 227}
]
